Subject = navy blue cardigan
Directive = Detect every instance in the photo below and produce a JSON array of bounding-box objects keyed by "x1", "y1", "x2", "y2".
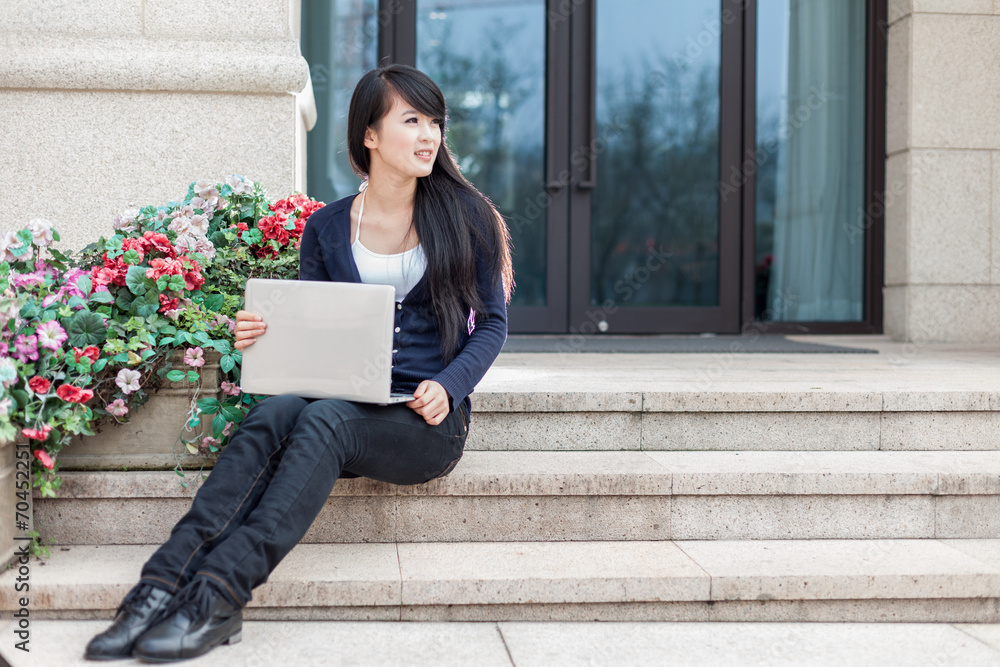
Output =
[{"x1": 297, "y1": 193, "x2": 508, "y2": 416}]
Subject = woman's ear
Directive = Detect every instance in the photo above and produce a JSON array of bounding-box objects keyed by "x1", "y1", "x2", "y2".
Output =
[{"x1": 364, "y1": 127, "x2": 379, "y2": 150}]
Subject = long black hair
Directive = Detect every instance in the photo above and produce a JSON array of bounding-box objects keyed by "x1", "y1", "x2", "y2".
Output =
[{"x1": 347, "y1": 63, "x2": 513, "y2": 362}]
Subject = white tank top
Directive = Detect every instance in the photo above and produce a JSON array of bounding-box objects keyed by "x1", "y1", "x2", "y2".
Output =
[{"x1": 351, "y1": 184, "x2": 427, "y2": 302}]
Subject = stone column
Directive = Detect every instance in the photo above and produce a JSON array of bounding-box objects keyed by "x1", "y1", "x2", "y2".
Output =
[
  {"x1": 884, "y1": 0, "x2": 1000, "y2": 342},
  {"x1": 0, "y1": 0, "x2": 311, "y2": 251}
]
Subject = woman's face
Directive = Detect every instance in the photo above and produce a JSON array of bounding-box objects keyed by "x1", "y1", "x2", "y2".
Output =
[{"x1": 365, "y1": 94, "x2": 442, "y2": 181}]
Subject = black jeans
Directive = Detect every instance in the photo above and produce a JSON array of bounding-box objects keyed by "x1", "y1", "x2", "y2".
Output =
[{"x1": 137, "y1": 395, "x2": 468, "y2": 607}]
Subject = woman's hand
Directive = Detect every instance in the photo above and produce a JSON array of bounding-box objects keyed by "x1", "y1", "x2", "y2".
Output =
[
  {"x1": 233, "y1": 310, "x2": 266, "y2": 350},
  {"x1": 407, "y1": 380, "x2": 450, "y2": 425}
]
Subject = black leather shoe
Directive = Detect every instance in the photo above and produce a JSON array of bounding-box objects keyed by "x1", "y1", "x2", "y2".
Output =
[
  {"x1": 84, "y1": 583, "x2": 175, "y2": 660},
  {"x1": 132, "y1": 577, "x2": 242, "y2": 662}
]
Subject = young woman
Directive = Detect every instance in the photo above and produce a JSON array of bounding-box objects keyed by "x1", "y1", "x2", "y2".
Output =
[{"x1": 84, "y1": 64, "x2": 513, "y2": 662}]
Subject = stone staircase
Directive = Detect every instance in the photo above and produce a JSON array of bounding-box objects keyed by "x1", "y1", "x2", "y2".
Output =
[{"x1": 5, "y1": 343, "x2": 1000, "y2": 623}]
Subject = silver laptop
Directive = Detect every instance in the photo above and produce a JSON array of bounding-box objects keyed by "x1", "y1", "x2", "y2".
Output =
[{"x1": 240, "y1": 278, "x2": 413, "y2": 404}]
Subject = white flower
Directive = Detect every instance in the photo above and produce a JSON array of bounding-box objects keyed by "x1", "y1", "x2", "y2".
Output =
[
  {"x1": 26, "y1": 219, "x2": 54, "y2": 247},
  {"x1": 115, "y1": 368, "x2": 141, "y2": 394},
  {"x1": 0, "y1": 397, "x2": 12, "y2": 417},
  {"x1": 226, "y1": 174, "x2": 252, "y2": 196},
  {"x1": 0, "y1": 231, "x2": 31, "y2": 263},
  {"x1": 194, "y1": 179, "x2": 220, "y2": 200},
  {"x1": 0, "y1": 357, "x2": 17, "y2": 389},
  {"x1": 188, "y1": 214, "x2": 210, "y2": 235},
  {"x1": 113, "y1": 208, "x2": 140, "y2": 233},
  {"x1": 174, "y1": 232, "x2": 216, "y2": 261}
]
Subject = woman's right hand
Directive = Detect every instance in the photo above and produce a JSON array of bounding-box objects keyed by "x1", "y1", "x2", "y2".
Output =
[{"x1": 234, "y1": 310, "x2": 266, "y2": 350}]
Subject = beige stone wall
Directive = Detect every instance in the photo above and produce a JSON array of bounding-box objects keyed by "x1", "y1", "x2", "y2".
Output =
[
  {"x1": 885, "y1": 1, "x2": 1000, "y2": 342},
  {"x1": 0, "y1": 0, "x2": 311, "y2": 252}
]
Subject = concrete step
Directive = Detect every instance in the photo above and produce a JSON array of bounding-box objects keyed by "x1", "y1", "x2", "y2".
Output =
[
  {"x1": 34, "y1": 451, "x2": 1000, "y2": 544},
  {"x1": 467, "y1": 390, "x2": 1000, "y2": 452},
  {"x1": 4, "y1": 539, "x2": 999, "y2": 623},
  {"x1": 5, "y1": 619, "x2": 1000, "y2": 667},
  {"x1": 54, "y1": 386, "x2": 1000, "y2": 471}
]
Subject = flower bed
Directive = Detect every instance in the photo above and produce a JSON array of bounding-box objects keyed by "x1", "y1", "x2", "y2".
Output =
[{"x1": 1, "y1": 177, "x2": 324, "y2": 500}]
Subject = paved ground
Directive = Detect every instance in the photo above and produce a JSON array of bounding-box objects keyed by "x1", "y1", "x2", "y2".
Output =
[
  {"x1": 1, "y1": 620, "x2": 999, "y2": 666},
  {"x1": 4, "y1": 336, "x2": 998, "y2": 666},
  {"x1": 480, "y1": 335, "x2": 1000, "y2": 396}
]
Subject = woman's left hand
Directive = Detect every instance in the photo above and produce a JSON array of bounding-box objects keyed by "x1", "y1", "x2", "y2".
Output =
[{"x1": 407, "y1": 380, "x2": 450, "y2": 425}]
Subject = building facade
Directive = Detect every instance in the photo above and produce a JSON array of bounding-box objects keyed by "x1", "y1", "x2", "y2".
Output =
[{"x1": 1, "y1": 0, "x2": 998, "y2": 342}]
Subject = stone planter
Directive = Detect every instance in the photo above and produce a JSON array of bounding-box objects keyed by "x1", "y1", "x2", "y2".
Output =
[{"x1": 59, "y1": 351, "x2": 223, "y2": 471}]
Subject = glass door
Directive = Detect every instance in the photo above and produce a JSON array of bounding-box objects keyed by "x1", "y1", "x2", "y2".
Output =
[
  {"x1": 414, "y1": 0, "x2": 566, "y2": 331},
  {"x1": 313, "y1": 0, "x2": 747, "y2": 333},
  {"x1": 568, "y1": 0, "x2": 743, "y2": 333}
]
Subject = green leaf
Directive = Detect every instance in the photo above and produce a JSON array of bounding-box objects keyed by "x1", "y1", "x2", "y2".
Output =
[
  {"x1": 67, "y1": 295, "x2": 88, "y2": 309},
  {"x1": 140, "y1": 348, "x2": 156, "y2": 360},
  {"x1": 115, "y1": 292, "x2": 134, "y2": 312},
  {"x1": 219, "y1": 405, "x2": 244, "y2": 424},
  {"x1": 10, "y1": 389, "x2": 29, "y2": 409},
  {"x1": 125, "y1": 266, "x2": 148, "y2": 296},
  {"x1": 121, "y1": 249, "x2": 141, "y2": 265},
  {"x1": 88, "y1": 291, "x2": 114, "y2": 304},
  {"x1": 193, "y1": 331, "x2": 210, "y2": 345},
  {"x1": 204, "y1": 294, "x2": 225, "y2": 311},
  {"x1": 10, "y1": 230, "x2": 33, "y2": 257},
  {"x1": 197, "y1": 397, "x2": 220, "y2": 414},
  {"x1": 212, "y1": 413, "x2": 226, "y2": 438},
  {"x1": 64, "y1": 310, "x2": 107, "y2": 347},
  {"x1": 165, "y1": 370, "x2": 186, "y2": 382},
  {"x1": 113, "y1": 352, "x2": 129, "y2": 363},
  {"x1": 219, "y1": 354, "x2": 235, "y2": 373},
  {"x1": 135, "y1": 302, "x2": 159, "y2": 318},
  {"x1": 187, "y1": 370, "x2": 198, "y2": 383},
  {"x1": 159, "y1": 336, "x2": 175, "y2": 346},
  {"x1": 76, "y1": 275, "x2": 93, "y2": 295},
  {"x1": 242, "y1": 228, "x2": 262, "y2": 245},
  {"x1": 92, "y1": 358, "x2": 108, "y2": 372},
  {"x1": 161, "y1": 325, "x2": 178, "y2": 335}
]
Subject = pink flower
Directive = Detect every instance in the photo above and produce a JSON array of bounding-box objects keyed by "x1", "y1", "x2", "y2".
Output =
[
  {"x1": 33, "y1": 448, "x2": 55, "y2": 471},
  {"x1": 105, "y1": 398, "x2": 129, "y2": 418},
  {"x1": 14, "y1": 334, "x2": 39, "y2": 363},
  {"x1": 36, "y1": 320, "x2": 68, "y2": 351},
  {"x1": 200, "y1": 436, "x2": 221, "y2": 449},
  {"x1": 220, "y1": 381, "x2": 240, "y2": 396},
  {"x1": 22, "y1": 425, "x2": 52, "y2": 441},
  {"x1": 115, "y1": 368, "x2": 141, "y2": 394},
  {"x1": 183, "y1": 347, "x2": 205, "y2": 368},
  {"x1": 222, "y1": 421, "x2": 234, "y2": 437}
]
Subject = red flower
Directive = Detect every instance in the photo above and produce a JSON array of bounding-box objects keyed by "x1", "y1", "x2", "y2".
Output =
[
  {"x1": 32, "y1": 449, "x2": 55, "y2": 471},
  {"x1": 56, "y1": 384, "x2": 95, "y2": 404},
  {"x1": 22, "y1": 425, "x2": 52, "y2": 441},
  {"x1": 27, "y1": 376, "x2": 51, "y2": 394},
  {"x1": 159, "y1": 294, "x2": 179, "y2": 312},
  {"x1": 143, "y1": 231, "x2": 176, "y2": 257},
  {"x1": 73, "y1": 346, "x2": 101, "y2": 363}
]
